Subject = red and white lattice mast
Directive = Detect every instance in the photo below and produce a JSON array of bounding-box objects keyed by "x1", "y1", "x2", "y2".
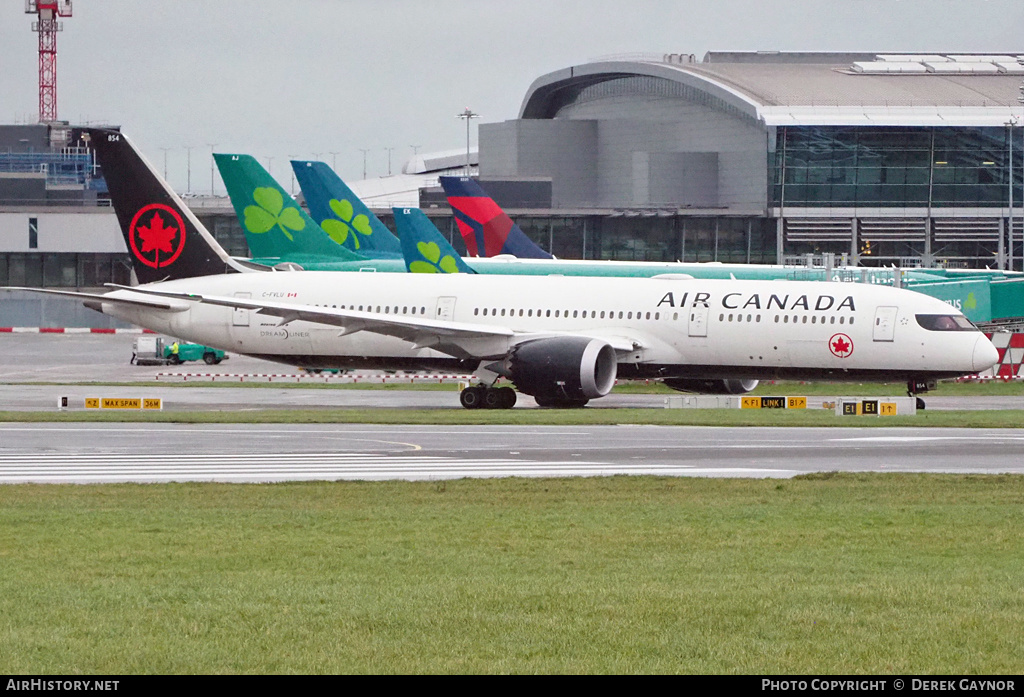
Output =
[{"x1": 25, "y1": 1, "x2": 73, "y2": 123}]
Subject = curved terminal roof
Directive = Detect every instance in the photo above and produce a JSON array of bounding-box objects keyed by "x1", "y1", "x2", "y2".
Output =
[{"x1": 520, "y1": 52, "x2": 1024, "y2": 127}]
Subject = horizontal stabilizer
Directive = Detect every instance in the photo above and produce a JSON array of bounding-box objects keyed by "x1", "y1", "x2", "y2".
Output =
[{"x1": 5, "y1": 286, "x2": 190, "y2": 312}]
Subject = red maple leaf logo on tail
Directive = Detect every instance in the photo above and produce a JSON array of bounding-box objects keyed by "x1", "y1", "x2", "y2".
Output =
[
  {"x1": 137, "y1": 212, "x2": 178, "y2": 254},
  {"x1": 128, "y1": 204, "x2": 187, "y2": 269}
]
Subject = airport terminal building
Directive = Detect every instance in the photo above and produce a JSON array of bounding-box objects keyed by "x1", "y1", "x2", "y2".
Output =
[
  {"x1": 2, "y1": 50, "x2": 1024, "y2": 300},
  {"x1": 477, "y1": 51, "x2": 1024, "y2": 269}
]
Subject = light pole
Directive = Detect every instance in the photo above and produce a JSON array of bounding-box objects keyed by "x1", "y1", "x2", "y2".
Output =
[
  {"x1": 266, "y1": 156, "x2": 274, "y2": 178},
  {"x1": 185, "y1": 146, "x2": 192, "y2": 194},
  {"x1": 289, "y1": 156, "x2": 297, "y2": 195},
  {"x1": 207, "y1": 143, "x2": 218, "y2": 195},
  {"x1": 329, "y1": 151, "x2": 339, "y2": 171},
  {"x1": 1017, "y1": 82, "x2": 1024, "y2": 272},
  {"x1": 159, "y1": 147, "x2": 171, "y2": 180},
  {"x1": 1008, "y1": 118, "x2": 1018, "y2": 271},
  {"x1": 358, "y1": 148, "x2": 370, "y2": 179},
  {"x1": 384, "y1": 147, "x2": 395, "y2": 176},
  {"x1": 457, "y1": 107, "x2": 478, "y2": 177}
]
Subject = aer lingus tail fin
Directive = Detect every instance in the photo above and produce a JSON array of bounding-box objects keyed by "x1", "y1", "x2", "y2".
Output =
[
  {"x1": 214, "y1": 154, "x2": 366, "y2": 263},
  {"x1": 292, "y1": 160, "x2": 403, "y2": 258},
  {"x1": 393, "y1": 207, "x2": 476, "y2": 274}
]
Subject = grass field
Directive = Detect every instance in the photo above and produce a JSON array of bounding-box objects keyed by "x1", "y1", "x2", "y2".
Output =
[
  {"x1": 1, "y1": 407, "x2": 1022, "y2": 427},
  {"x1": 1, "y1": 474, "x2": 1022, "y2": 674}
]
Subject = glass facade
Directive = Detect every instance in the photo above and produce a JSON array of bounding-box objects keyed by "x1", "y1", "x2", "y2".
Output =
[
  {"x1": 0, "y1": 252, "x2": 132, "y2": 288},
  {"x1": 0, "y1": 220, "x2": 241, "y2": 288},
  {"x1": 377, "y1": 212, "x2": 776, "y2": 264},
  {"x1": 771, "y1": 126, "x2": 1023, "y2": 208}
]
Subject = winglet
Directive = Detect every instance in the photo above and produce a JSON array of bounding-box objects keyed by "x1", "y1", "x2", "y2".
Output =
[
  {"x1": 393, "y1": 207, "x2": 476, "y2": 274},
  {"x1": 439, "y1": 176, "x2": 553, "y2": 259}
]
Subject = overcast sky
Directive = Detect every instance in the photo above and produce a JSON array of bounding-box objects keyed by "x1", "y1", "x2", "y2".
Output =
[{"x1": 2, "y1": 0, "x2": 1023, "y2": 193}]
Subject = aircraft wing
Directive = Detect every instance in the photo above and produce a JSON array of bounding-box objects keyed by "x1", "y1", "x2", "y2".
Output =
[
  {"x1": 108, "y1": 285, "x2": 641, "y2": 358},
  {"x1": 3, "y1": 286, "x2": 190, "y2": 312}
]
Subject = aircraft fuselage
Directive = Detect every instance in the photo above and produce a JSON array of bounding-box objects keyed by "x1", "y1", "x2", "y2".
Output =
[{"x1": 98, "y1": 273, "x2": 997, "y2": 382}]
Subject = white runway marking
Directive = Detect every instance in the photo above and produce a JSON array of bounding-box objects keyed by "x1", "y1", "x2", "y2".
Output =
[
  {"x1": 0, "y1": 452, "x2": 740, "y2": 483},
  {"x1": 831, "y1": 436, "x2": 1024, "y2": 442}
]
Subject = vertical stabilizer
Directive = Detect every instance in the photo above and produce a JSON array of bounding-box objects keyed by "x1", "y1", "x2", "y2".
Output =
[
  {"x1": 214, "y1": 154, "x2": 366, "y2": 262},
  {"x1": 393, "y1": 208, "x2": 476, "y2": 274},
  {"x1": 439, "y1": 176, "x2": 553, "y2": 259},
  {"x1": 292, "y1": 160, "x2": 403, "y2": 258},
  {"x1": 82, "y1": 128, "x2": 245, "y2": 284}
]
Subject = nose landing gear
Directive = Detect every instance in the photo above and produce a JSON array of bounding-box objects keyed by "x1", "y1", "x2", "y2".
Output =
[{"x1": 907, "y1": 378, "x2": 937, "y2": 411}]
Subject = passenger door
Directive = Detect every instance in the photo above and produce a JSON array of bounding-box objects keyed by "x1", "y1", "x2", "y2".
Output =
[
  {"x1": 232, "y1": 292, "x2": 251, "y2": 327},
  {"x1": 873, "y1": 306, "x2": 897, "y2": 342},
  {"x1": 688, "y1": 305, "x2": 709, "y2": 337},
  {"x1": 436, "y1": 296, "x2": 456, "y2": 321}
]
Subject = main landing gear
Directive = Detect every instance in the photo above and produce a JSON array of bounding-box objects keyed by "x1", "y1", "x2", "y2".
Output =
[{"x1": 459, "y1": 385, "x2": 517, "y2": 410}]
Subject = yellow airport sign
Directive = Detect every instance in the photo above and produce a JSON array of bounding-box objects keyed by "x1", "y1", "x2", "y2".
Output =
[
  {"x1": 84, "y1": 398, "x2": 162, "y2": 410},
  {"x1": 102, "y1": 398, "x2": 141, "y2": 409},
  {"x1": 741, "y1": 396, "x2": 805, "y2": 409},
  {"x1": 837, "y1": 398, "x2": 908, "y2": 416}
]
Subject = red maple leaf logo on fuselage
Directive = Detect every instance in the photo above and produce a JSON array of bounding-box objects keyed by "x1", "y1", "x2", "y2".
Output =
[{"x1": 829, "y1": 333, "x2": 854, "y2": 358}]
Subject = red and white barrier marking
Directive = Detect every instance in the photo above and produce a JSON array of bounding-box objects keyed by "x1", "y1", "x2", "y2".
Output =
[
  {"x1": 0, "y1": 327, "x2": 155, "y2": 334},
  {"x1": 155, "y1": 372, "x2": 478, "y2": 384},
  {"x1": 981, "y1": 332, "x2": 1024, "y2": 379}
]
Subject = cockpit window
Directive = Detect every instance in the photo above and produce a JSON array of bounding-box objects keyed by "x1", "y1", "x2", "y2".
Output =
[{"x1": 915, "y1": 314, "x2": 975, "y2": 331}]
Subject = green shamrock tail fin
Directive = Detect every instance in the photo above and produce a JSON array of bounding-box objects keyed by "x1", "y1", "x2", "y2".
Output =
[{"x1": 393, "y1": 207, "x2": 476, "y2": 274}]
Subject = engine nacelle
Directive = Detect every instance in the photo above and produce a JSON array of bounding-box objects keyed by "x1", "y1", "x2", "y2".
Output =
[
  {"x1": 504, "y1": 337, "x2": 617, "y2": 402},
  {"x1": 663, "y1": 378, "x2": 759, "y2": 395}
]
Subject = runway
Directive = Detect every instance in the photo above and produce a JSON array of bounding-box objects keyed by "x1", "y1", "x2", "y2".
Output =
[
  {"x1": 2, "y1": 423, "x2": 1023, "y2": 483},
  {"x1": 2, "y1": 334, "x2": 1023, "y2": 483}
]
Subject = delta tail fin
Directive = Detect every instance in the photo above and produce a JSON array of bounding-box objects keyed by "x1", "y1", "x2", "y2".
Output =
[
  {"x1": 292, "y1": 160, "x2": 403, "y2": 258},
  {"x1": 392, "y1": 207, "x2": 477, "y2": 274},
  {"x1": 439, "y1": 176, "x2": 553, "y2": 259},
  {"x1": 214, "y1": 154, "x2": 367, "y2": 263},
  {"x1": 81, "y1": 128, "x2": 247, "y2": 285}
]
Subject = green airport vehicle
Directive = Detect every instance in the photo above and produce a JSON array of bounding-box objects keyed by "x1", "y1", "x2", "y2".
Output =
[
  {"x1": 165, "y1": 341, "x2": 227, "y2": 365},
  {"x1": 132, "y1": 336, "x2": 228, "y2": 366}
]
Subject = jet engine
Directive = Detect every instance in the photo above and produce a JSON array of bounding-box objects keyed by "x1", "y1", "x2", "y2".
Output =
[
  {"x1": 503, "y1": 337, "x2": 617, "y2": 407},
  {"x1": 662, "y1": 378, "x2": 759, "y2": 395}
]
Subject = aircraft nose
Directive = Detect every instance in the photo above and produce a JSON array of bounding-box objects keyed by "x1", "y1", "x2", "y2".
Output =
[{"x1": 973, "y1": 335, "x2": 1000, "y2": 373}]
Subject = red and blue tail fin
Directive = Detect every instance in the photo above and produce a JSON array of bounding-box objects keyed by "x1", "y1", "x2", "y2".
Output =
[{"x1": 439, "y1": 176, "x2": 553, "y2": 259}]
